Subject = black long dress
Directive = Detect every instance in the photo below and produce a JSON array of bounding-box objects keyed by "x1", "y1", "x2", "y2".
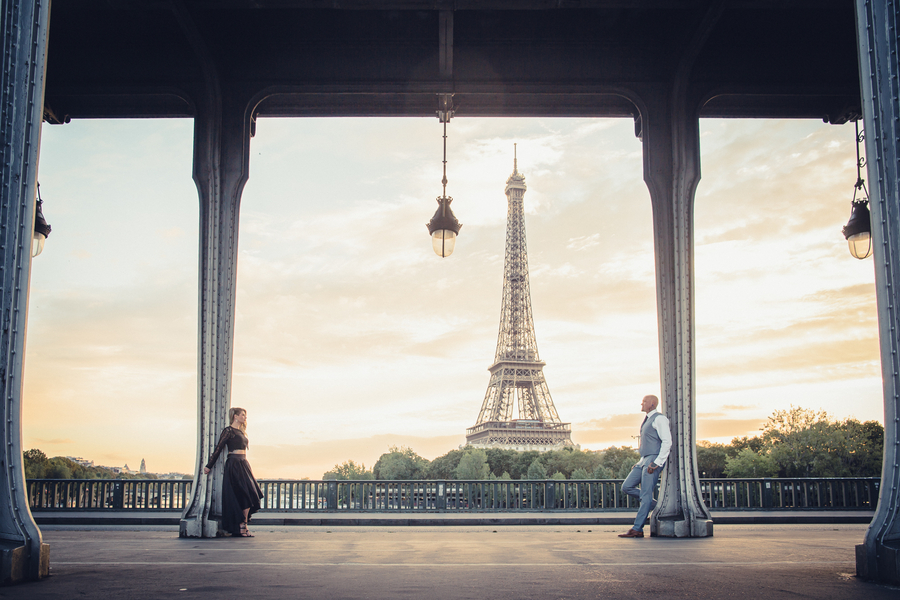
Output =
[{"x1": 206, "y1": 426, "x2": 264, "y2": 536}]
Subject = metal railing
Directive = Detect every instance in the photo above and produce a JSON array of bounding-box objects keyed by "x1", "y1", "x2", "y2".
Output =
[
  {"x1": 27, "y1": 479, "x2": 192, "y2": 510},
  {"x1": 258, "y1": 479, "x2": 639, "y2": 511},
  {"x1": 701, "y1": 477, "x2": 880, "y2": 510},
  {"x1": 27, "y1": 477, "x2": 879, "y2": 512}
]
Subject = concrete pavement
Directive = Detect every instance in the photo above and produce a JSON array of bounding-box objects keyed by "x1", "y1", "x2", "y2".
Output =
[{"x1": 0, "y1": 524, "x2": 897, "y2": 599}]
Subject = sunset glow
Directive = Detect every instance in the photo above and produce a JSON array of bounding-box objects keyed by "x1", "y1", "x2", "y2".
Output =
[{"x1": 23, "y1": 117, "x2": 880, "y2": 478}]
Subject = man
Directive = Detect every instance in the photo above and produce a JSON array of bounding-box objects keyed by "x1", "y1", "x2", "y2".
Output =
[{"x1": 618, "y1": 394, "x2": 672, "y2": 538}]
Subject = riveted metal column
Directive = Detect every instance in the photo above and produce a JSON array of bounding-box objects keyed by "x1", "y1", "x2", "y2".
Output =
[
  {"x1": 636, "y1": 0, "x2": 723, "y2": 540},
  {"x1": 640, "y1": 86, "x2": 713, "y2": 539},
  {"x1": 855, "y1": 0, "x2": 900, "y2": 584},
  {"x1": 0, "y1": 0, "x2": 51, "y2": 582},
  {"x1": 179, "y1": 89, "x2": 252, "y2": 538},
  {"x1": 174, "y1": 1, "x2": 253, "y2": 538}
]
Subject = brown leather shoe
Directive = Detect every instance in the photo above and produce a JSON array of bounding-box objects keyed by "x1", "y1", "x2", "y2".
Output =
[{"x1": 618, "y1": 529, "x2": 644, "y2": 538}]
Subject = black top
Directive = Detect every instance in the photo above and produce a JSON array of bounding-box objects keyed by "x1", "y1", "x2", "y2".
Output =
[{"x1": 205, "y1": 426, "x2": 249, "y2": 469}]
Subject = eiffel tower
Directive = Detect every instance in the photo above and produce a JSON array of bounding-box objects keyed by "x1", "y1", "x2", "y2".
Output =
[{"x1": 466, "y1": 150, "x2": 573, "y2": 451}]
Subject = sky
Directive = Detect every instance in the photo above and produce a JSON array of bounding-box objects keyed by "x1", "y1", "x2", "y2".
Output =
[{"x1": 22, "y1": 116, "x2": 882, "y2": 479}]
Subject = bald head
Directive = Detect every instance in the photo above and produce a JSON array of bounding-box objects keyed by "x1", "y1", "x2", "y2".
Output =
[{"x1": 641, "y1": 395, "x2": 659, "y2": 413}]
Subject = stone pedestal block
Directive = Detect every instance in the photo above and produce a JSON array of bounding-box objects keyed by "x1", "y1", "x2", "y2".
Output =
[
  {"x1": 0, "y1": 542, "x2": 49, "y2": 585},
  {"x1": 857, "y1": 543, "x2": 900, "y2": 586},
  {"x1": 653, "y1": 516, "x2": 713, "y2": 538},
  {"x1": 179, "y1": 517, "x2": 220, "y2": 538}
]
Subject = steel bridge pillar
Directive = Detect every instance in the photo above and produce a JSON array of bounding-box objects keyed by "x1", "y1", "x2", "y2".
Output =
[
  {"x1": 636, "y1": 1, "x2": 723, "y2": 539},
  {"x1": 179, "y1": 89, "x2": 253, "y2": 537},
  {"x1": 855, "y1": 0, "x2": 900, "y2": 585},
  {"x1": 0, "y1": 0, "x2": 51, "y2": 583},
  {"x1": 175, "y1": 3, "x2": 254, "y2": 538},
  {"x1": 640, "y1": 84, "x2": 713, "y2": 539}
]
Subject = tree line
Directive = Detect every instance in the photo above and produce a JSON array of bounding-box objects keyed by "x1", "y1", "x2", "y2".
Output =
[
  {"x1": 23, "y1": 449, "x2": 162, "y2": 480},
  {"x1": 322, "y1": 407, "x2": 884, "y2": 481},
  {"x1": 21, "y1": 407, "x2": 884, "y2": 481}
]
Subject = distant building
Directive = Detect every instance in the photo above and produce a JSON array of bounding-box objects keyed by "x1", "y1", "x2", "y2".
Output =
[
  {"x1": 140, "y1": 459, "x2": 146, "y2": 474},
  {"x1": 65, "y1": 456, "x2": 94, "y2": 468},
  {"x1": 157, "y1": 472, "x2": 191, "y2": 480}
]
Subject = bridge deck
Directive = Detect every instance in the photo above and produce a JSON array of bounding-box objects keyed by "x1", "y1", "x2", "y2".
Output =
[
  {"x1": 31, "y1": 509, "x2": 876, "y2": 527},
  {"x1": 5, "y1": 524, "x2": 896, "y2": 599}
]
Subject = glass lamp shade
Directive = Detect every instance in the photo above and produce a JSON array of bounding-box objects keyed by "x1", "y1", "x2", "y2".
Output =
[
  {"x1": 847, "y1": 231, "x2": 873, "y2": 260},
  {"x1": 32, "y1": 232, "x2": 46, "y2": 257},
  {"x1": 32, "y1": 197, "x2": 51, "y2": 257},
  {"x1": 431, "y1": 230, "x2": 457, "y2": 257},
  {"x1": 842, "y1": 199, "x2": 872, "y2": 260},
  {"x1": 426, "y1": 196, "x2": 461, "y2": 258}
]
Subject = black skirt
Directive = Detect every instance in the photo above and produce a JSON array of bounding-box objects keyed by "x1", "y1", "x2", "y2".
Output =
[{"x1": 222, "y1": 453, "x2": 263, "y2": 536}]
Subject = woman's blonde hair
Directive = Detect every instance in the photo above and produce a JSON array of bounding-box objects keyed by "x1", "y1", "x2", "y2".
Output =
[{"x1": 229, "y1": 407, "x2": 247, "y2": 434}]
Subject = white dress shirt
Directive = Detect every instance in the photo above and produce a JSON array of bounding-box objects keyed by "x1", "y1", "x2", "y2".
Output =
[{"x1": 637, "y1": 408, "x2": 672, "y2": 468}]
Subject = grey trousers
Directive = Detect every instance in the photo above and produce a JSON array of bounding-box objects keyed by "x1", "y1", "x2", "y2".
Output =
[{"x1": 622, "y1": 463, "x2": 661, "y2": 531}]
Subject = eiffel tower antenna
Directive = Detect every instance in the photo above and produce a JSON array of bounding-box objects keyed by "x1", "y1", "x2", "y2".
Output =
[{"x1": 466, "y1": 149, "x2": 574, "y2": 451}]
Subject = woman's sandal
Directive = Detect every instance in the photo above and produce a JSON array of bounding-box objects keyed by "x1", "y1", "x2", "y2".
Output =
[{"x1": 239, "y1": 522, "x2": 254, "y2": 537}]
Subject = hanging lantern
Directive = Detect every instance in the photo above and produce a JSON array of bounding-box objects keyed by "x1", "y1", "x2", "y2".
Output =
[
  {"x1": 842, "y1": 120, "x2": 873, "y2": 260},
  {"x1": 33, "y1": 184, "x2": 52, "y2": 257},
  {"x1": 425, "y1": 93, "x2": 462, "y2": 258}
]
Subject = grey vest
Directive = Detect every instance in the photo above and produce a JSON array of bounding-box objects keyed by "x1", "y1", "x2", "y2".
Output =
[{"x1": 640, "y1": 412, "x2": 663, "y2": 458}]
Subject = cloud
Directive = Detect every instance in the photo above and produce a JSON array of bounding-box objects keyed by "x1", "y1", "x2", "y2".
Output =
[
  {"x1": 696, "y1": 417, "x2": 767, "y2": 440},
  {"x1": 32, "y1": 438, "x2": 75, "y2": 446},
  {"x1": 573, "y1": 412, "x2": 766, "y2": 448},
  {"x1": 573, "y1": 414, "x2": 641, "y2": 446},
  {"x1": 22, "y1": 116, "x2": 883, "y2": 479},
  {"x1": 566, "y1": 233, "x2": 601, "y2": 251}
]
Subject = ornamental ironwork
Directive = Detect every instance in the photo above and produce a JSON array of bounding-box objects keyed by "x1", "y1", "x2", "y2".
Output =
[{"x1": 466, "y1": 151, "x2": 573, "y2": 451}]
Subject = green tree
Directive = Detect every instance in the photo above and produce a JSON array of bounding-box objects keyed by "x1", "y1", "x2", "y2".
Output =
[
  {"x1": 322, "y1": 460, "x2": 374, "y2": 480},
  {"x1": 541, "y1": 447, "x2": 600, "y2": 479},
  {"x1": 724, "y1": 448, "x2": 778, "y2": 478},
  {"x1": 526, "y1": 459, "x2": 547, "y2": 480},
  {"x1": 455, "y1": 449, "x2": 490, "y2": 480},
  {"x1": 373, "y1": 446, "x2": 429, "y2": 480},
  {"x1": 511, "y1": 451, "x2": 541, "y2": 480},
  {"x1": 727, "y1": 436, "x2": 764, "y2": 458},
  {"x1": 696, "y1": 441, "x2": 728, "y2": 477},
  {"x1": 485, "y1": 448, "x2": 519, "y2": 478},
  {"x1": 571, "y1": 467, "x2": 590, "y2": 480},
  {"x1": 838, "y1": 419, "x2": 884, "y2": 477},
  {"x1": 591, "y1": 464, "x2": 614, "y2": 479},
  {"x1": 427, "y1": 449, "x2": 464, "y2": 479},
  {"x1": 46, "y1": 457, "x2": 73, "y2": 479},
  {"x1": 23, "y1": 449, "x2": 49, "y2": 479},
  {"x1": 598, "y1": 446, "x2": 639, "y2": 478},
  {"x1": 762, "y1": 406, "x2": 843, "y2": 477}
]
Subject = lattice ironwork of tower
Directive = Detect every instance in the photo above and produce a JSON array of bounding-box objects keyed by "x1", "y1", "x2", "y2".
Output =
[{"x1": 466, "y1": 155, "x2": 573, "y2": 451}]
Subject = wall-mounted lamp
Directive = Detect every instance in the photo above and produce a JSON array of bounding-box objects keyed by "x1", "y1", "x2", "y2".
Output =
[
  {"x1": 426, "y1": 94, "x2": 462, "y2": 258},
  {"x1": 32, "y1": 183, "x2": 51, "y2": 257},
  {"x1": 842, "y1": 121, "x2": 872, "y2": 260}
]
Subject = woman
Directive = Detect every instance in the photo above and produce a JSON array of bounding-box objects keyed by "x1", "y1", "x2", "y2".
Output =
[{"x1": 204, "y1": 407, "x2": 264, "y2": 537}]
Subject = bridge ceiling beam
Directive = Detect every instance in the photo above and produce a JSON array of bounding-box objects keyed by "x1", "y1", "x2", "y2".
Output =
[{"x1": 41, "y1": 1, "x2": 860, "y2": 122}]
